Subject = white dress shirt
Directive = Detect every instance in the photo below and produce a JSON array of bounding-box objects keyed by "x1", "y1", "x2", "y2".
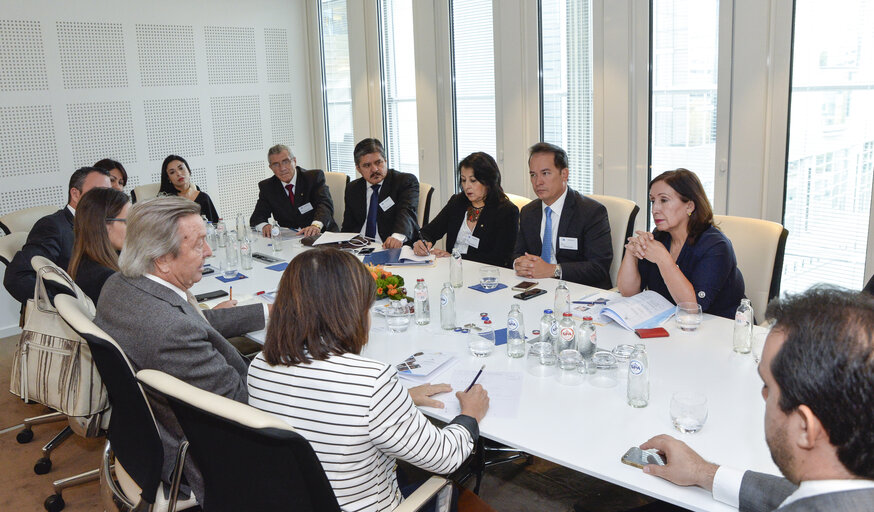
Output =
[
  {"x1": 711, "y1": 466, "x2": 874, "y2": 509},
  {"x1": 452, "y1": 220, "x2": 474, "y2": 255},
  {"x1": 539, "y1": 186, "x2": 568, "y2": 264},
  {"x1": 358, "y1": 182, "x2": 406, "y2": 243},
  {"x1": 254, "y1": 171, "x2": 321, "y2": 232}
]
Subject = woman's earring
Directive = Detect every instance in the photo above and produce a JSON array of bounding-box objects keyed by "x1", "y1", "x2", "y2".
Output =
[{"x1": 687, "y1": 211, "x2": 692, "y2": 217}]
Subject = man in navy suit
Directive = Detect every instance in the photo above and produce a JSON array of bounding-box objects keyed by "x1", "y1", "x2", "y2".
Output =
[
  {"x1": 341, "y1": 138, "x2": 419, "y2": 248},
  {"x1": 639, "y1": 287, "x2": 874, "y2": 511},
  {"x1": 3, "y1": 166, "x2": 111, "y2": 306},
  {"x1": 512, "y1": 142, "x2": 613, "y2": 288},
  {"x1": 249, "y1": 144, "x2": 337, "y2": 238}
]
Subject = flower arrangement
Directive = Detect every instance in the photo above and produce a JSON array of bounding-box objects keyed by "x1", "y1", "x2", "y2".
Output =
[{"x1": 367, "y1": 264, "x2": 411, "y2": 301}]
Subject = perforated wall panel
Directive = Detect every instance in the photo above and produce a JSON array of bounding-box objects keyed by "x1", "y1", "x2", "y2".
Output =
[
  {"x1": 269, "y1": 94, "x2": 295, "y2": 147},
  {"x1": 0, "y1": 105, "x2": 58, "y2": 178},
  {"x1": 57, "y1": 21, "x2": 127, "y2": 89},
  {"x1": 264, "y1": 28, "x2": 290, "y2": 83},
  {"x1": 0, "y1": 20, "x2": 48, "y2": 91},
  {"x1": 216, "y1": 161, "x2": 268, "y2": 219},
  {"x1": 144, "y1": 98, "x2": 205, "y2": 160},
  {"x1": 0, "y1": 185, "x2": 65, "y2": 217},
  {"x1": 67, "y1": 101, "x2": 136, "y2": 167},
  {"x1": 211, "y1": 95, "x2": 262, "y2": 154},
  {"x1": 205, "y1": 26, "x2": 257, "y2": 85},
  {"x1": 136, "y1": 24, "x2": 197, "y2": 87}
]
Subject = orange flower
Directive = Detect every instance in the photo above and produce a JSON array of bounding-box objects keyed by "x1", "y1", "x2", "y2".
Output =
[
  {"x1": 377, "y1": 287, "x2": 383, "y2": 295},
  {"x1": 370, "y1": 272, "x2": 378, "y2": 280},
  {"x1": 388, "y1": 288, "x2": 397, "y2": 296},
  {"x1": 387, "y1": 283, "x2": 396, "y2": 289},
  {"x1": 384, "y1": 271, "x2": 392, "y2": 277}
]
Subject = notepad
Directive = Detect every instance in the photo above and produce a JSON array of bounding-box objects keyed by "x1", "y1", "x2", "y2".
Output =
[
  {"x1": 363, "y1": 246, "x2": 436, "y2": 266},
  {"x1": 396, "y1": 352, "x2": 457, "y2": 384}
]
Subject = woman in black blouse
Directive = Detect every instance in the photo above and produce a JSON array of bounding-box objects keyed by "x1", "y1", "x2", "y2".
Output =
[
  {"x1": 159, "y1": 154, "x2": 220, "y2": 223},
  {"x1": 68, "y1": 187, "x2": 130, "y2": 303},
  {"x1": 412, "y1": 152, "x2": 519, "y2": 267}
]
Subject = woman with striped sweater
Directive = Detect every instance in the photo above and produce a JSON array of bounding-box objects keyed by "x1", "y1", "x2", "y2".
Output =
[{"x1": 247, "y1": 247, "x2": 489, "y2": 512}]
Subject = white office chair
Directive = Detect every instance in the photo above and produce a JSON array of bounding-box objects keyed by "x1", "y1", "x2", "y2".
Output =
[
  {"x1": 0, "y1": 231, "x2": 28, "y2": 265},
  {"x1": 131, "y1": 183, "x2": 161, "y2": 204},
  {"x1": 324, "y1": 171, "x2": 350, "y2": 228},
  {"x1": 586, "y1": 194, "x2": 640, "y2": 287},
  {"x1": 417, "y1": 183, "x2": 435, "y2": 228},
  {"x1": 0, "y1": 205, "x2": 58, "y2": 235},
  {"x1": 713, "y1": 215, "x2": 788, "y2": 320},
  {"x1": 505, "y1": 193, "x2": 531, "y2": 211}
]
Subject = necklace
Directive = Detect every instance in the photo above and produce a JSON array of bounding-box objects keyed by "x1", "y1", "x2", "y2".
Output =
[{"x1": 466, "y1": 205, "x2": 483, "y2": 223}]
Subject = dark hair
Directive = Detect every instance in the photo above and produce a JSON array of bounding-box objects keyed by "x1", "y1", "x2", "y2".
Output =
[
  {"x1": 457, "y1": 152, "x2": 507, "y2": 206},
  {"x1": 528, "y1": 142, "x2": 569, "y2": 171},
  {"x1": 68, "y1": 187, "x2": 130, "y2": 280},
  {"x1": 649, "y1": 168, "x2": 714, "y2": 243},
  {"x1": 262, "y1": 248, "x2": 376, "y2": 366},
  {"x1": 68, "y1": 167, "x2": 111, "y2": 204},
  {"x1": 353, "y1": 138, "x2": 387, "y2": 166},
  {"x1": 93, "y1": 158, "x2": 128, "y2": 186},
  {"x1": 159, "y1": 155, "x2": 197, "y2": 196},
  {"x1": 765, "y1": 286, "x2": 874, "y2": 479}
]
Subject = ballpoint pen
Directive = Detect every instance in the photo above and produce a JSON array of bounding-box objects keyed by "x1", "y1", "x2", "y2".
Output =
[
  {"x1": 465, "y1": 364, "x2": 485, "y2": 392},
  {"x1": 572, "y1": 299, "x2": 607, "y2": 305}
]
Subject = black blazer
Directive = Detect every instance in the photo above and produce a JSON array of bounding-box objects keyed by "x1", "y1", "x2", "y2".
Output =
[
  {"x1": 513, "y1": 187, "x2": 613, "y2": 288},
  {"x1": 3, "y1": 207, "x2": 75, "y2": 304},
  {"x1": 249, "y1": 167, "x2": 337, "y2": 231},
  {"x1": 341, "y1": 169, "x2": 420, "y2": 241},
  {"x1": 73, "y1": 256, "x2": 116, "y2": 304},
  {"x1": 417, "y1": 193, "x2": 520, "y2": 267}
]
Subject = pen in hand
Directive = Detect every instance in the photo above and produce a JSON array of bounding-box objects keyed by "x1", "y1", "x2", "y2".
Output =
[
  {"x1": 229, "y1": 286, "x2": 233, "y2": 301},
  {"x1": 465, "y1": 364, "x2": 485, "y2": 392}
]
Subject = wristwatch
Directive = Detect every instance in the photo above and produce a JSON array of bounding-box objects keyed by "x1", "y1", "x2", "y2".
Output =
[{"x1": 553, "y1": 264, "x2": 562, "y2": 279}]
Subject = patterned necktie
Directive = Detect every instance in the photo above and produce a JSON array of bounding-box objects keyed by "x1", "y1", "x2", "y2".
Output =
[
  {"x1": 285, "y1": 183, "x2": 294, "y2": 207},
  {"x1": 541, "y1": 206, "x2": 553, "y2": 263},
  {"x1": 365, "y1": 184, "x2": 380, "y2": 239}
]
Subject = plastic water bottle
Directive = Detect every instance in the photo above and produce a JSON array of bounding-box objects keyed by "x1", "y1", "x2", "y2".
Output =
[
  {"x1": 239, "y1": 236, "x2": 253, "y2": 270},
  {"x1": 576, "y1": 316, "x2": 597, "y2": 359},
  {"x1": 554, "y1": 280, "x2": 571, "y2": 316},
  {"x1": 414, "y1": 279, "x2": 430, "y2": 325},
  {"x1": 236, "y1": 213, "x2": 247, "y2": 240},
  {"x1": 540, "y1": 309, "x2": 557, "y2": 345},
  {"x1": 481, "y1": 318, "x2": 495, "y2": 344},
  {"x1": 556, "y1": 312, "x2": 576, "y2": 354},
  {"x1": 627, "y1": 344, "x2": 649, "y2": 408},
  {"x1": 450, "y1": 248, "x2": 463, "y2": 288},
  {"x1": 733, "y1": 298, "x2": 753, "y2": 354},
  {"x1": 507, "y1": 304, "x2": 526, "y2": 358},
  {"x1": 440, "y1": 282, "x2": 455, "y2": 330},
  {"x1": 205, "y1": 220, "x2": 216, "y2": 251},
  {"x1": 216, "y1": 218, "x2": 227, "y2": 248},
  {"x1": 271, "y1": 221, "x2": 283, "y2": 252}
]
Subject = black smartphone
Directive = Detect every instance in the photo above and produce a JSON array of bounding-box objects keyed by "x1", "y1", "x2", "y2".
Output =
[
  {"x1": 194, "y1": 290, "x2": 229, "y2": 302},
  {"x1": 358, "y1": 247, "x2": 375, "y2": 254},
  {"x1": 201, "y1": 267, "x2": 215, "y2": 275},
  {"x1": 514, "y1": 288, "x2": 546, "y2": 300},
  {"x1": 252, "y1": 252, "x2": 282, "y2": 264}
]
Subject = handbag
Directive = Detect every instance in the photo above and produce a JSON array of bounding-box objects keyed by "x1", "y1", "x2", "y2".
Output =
[{"x1": 9, "y1": 261, "x2": 109, "y2": 422}]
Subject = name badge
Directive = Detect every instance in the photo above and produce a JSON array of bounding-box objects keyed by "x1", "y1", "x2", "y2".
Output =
[
  {"x1": 467, "y1": 234, "x2": 480, "y2": 249},
  {"x1": 559, "y1": 237, "x2": 578, "y2": 250},
  {"x1": 298, "y1": 202, "x2": 313, "y2": 214},
  {"x1": 379, "y1": 196, "x2": 395, "y2": 211}
]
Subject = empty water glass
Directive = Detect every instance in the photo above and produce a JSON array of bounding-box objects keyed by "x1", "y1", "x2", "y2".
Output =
[
  {"x1": 589, "y1": 351, "x2": 619, "y2": 388},
  {"x1": 385, "y1": 300, "x2": 412, "y2": 333},
  {"x1": 675, "y1": 302, "x2": 703, "y2": 332},
  {"x1": 527, "y1": 341, "x2": 557, "y2": 377},
  {"x1": 752, "y1": 331, "x2": 768, "y2": 363},
  {"x1": 468, "y1": 333, "x2": 495, "y2": 357},
  {"x1": 556, "y1": 349, "x2": 584, "y2": 386},
  {"x1": 670, "y1": 392, "x2": 708, "y2": 433},
  {"x1": 479, "y1": 267, "x2": 500, "y2": 289}
]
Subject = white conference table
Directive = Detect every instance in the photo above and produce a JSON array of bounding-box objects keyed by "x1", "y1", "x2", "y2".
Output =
[{"x1": 192, "y1": 236, "x2": 780, "y2": 512}]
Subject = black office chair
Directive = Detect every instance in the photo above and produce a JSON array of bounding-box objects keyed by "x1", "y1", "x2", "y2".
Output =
[
  {"x1": 138, "y1": 369, "x2": 453, "y2": 512},
  {"x1": 53, "y1": 294, "x2": 194, "y2": 512}
]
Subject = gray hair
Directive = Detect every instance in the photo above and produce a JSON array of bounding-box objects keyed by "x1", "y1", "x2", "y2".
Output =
[
  {"x1": 119, "y1": 196, "x2": 202, "y2": 277},
  {"x1": 268, "y1": 144, "x2": 294, "y2": 160}
]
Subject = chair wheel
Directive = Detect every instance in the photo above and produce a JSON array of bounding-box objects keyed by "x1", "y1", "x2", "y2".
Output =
[
  {"x1": 44, "y1": 493, "x2": 65, "y2": 512},
  {"x1": 17, "y1": 429, "x2": 34, "y2": 444},
  {"x1": 34, "y1": 457, "x2": 52, "y2": 475}
]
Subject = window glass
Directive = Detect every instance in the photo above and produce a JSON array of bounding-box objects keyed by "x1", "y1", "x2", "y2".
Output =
[
  {"x1": 380, "y1": 0, "x2": 419, "y2": 176},
  {"x1": 320, "y1": 0, "x2": 355, "y2": 177}
]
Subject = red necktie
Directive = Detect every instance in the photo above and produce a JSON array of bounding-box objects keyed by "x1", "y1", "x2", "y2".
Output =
[{"x1": 285, "y1": 184, "x2": 294, "y2": 206}]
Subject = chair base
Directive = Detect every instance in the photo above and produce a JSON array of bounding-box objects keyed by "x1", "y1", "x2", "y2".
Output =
[
  {"x1": 17, "y1": 411, "x2": 67, "y2": 444},
  {"x1": 44, "y1": 468, "x2": 100, "y2": 511}
]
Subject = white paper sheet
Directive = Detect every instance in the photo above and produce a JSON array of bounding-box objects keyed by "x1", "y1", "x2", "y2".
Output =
[
  {"x1": 416, "y1": 369, "x2": 524, "y2": 419},
  {"x1": 313, "y1": 232, "x2": 359, "y2": 245}
]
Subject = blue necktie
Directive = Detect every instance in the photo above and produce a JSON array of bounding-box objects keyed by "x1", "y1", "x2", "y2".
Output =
[
  {"x1": 365, "y1": 184, "x2": 380, "y2": 239},
  {"x1": 541, "y1": 206, "x2": 553, "y2": 263}
]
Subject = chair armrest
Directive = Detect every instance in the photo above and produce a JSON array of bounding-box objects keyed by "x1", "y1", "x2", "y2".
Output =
[{"x1": 393, "y1": 476, "x2": 450, "y2": 512}]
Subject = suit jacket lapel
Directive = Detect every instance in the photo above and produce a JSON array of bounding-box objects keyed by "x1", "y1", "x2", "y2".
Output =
[
  {"x1": 556, "y1": 189, "x2": 577, "y2": 241},
  {"x1": 62, "y1": 207, "x2": 74, "y2": 227},
  {"x1": 125, "y1": 275, "x2": 199, "y2": 318}
]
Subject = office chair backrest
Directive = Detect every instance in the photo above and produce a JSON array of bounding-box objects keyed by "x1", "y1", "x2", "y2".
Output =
[
  {"x1": 505, "y1": 193, "x2": 531, "y2": 211},
  {"x1": 0, "y1": 231, "x2": 28, "y2": 265},
  {"x1": 586, "y1": 194, "x2": 640, "y2": 287},
  {"x1": 418, "y1": 183, "x2": 435, "y2": 227},
  {"x1": 138, "y1": 369, "x2": 342, "y2": 512},
  {"x1": 53, "y1": 294, "x2": 165, "y2": 507},
  {"x1": 131, "y1": 183, "x2": 161, "y2": 204},
  {"x1": 325, "y1": 171, "x2": 350, "y2": 228},
  {"x1": 0, "y1": 204, "x2": 57, "y2": 234}
]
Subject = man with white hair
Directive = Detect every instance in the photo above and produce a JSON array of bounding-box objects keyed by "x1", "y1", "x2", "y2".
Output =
[{"x1": 94, "y1": 196, "x2": 267, "y2": 502}]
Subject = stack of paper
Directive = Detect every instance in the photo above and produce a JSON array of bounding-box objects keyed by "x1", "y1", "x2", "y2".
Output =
[
  {"x1": 364, "y1": 246, "x2": 436, "y2": 266},
  {"x1": 396, "y1": 352, "x2": 457, "y2": 384}
]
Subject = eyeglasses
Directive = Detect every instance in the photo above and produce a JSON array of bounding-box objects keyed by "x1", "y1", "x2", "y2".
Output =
[
  {"x1": 106, "y1": 218, "x2": 127, "y2": 223},
  {"x1": 268, "y1": 158, "x2": 293, "y2": 170}
]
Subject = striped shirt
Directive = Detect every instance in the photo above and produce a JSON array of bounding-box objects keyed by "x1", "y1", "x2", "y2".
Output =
[{"x1": 247, "y1": 352, "x2": 475, "y2": 512}]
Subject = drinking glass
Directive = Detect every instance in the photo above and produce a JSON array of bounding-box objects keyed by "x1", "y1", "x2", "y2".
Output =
[
  {"x1": 589, "y1": 351, "x2": 619, "y2": 388},
  {"x1": 479, "y1": 267, "x2": 500, "y2": 289},
  {"x1": 556, "y1": 349, "x2": 584, "y2": 385},
  {"x1": 675, "y1": 302, "x2": 703, "y2": 332},
  {"x1": 385, "y1": 300, "x2": 412, "y2": 333},
  {"x1": 752, "y1": 331, "x2": 768, "y2": 363},
  {"x1": 670, "y1": 392, "x2": 708, "y2": 433},
  {"x1": 222, "y1": 244, "x2": 239, "y2": 279},
  {"x1": 527, "y1": 341, "x2": 557, "y2": 377},
  {"x1": 468, "y1": 333, "x2": 495, "y2": 357}
]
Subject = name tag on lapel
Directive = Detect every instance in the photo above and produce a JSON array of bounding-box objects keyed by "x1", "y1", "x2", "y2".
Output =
[
  {"x1": 559, "y1": 237, "x2": 578, "y2": 250},
  {"x1": 379, "y1": 197, "x2": 395, "y2": 211},
  {"x1": 467, "y1": 234, "x2": 480, "y2": 249},
  {"x1": 298, "y1": 202, "x2": 314, "y2": 214}
]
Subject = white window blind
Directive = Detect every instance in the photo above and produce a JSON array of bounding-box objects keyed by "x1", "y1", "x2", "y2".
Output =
[
  {"x1": 380, "y1": 0, "x2": 419, "y2": 177},
  {"x1": 781, "y1": 0, "x2": 874, "y2": 292},
  {"x1": 319, "y1": 0, "x2": 355, "y2": 177},
  {"x1": 650, "y1": 0, "x2": 719, "y2": 204},
  {"x1": 450, "y1": 0, "x2": 497, "y2": 166},
  {"x1": 541, "y1": 0, "x2": 594, "y2": 194}
]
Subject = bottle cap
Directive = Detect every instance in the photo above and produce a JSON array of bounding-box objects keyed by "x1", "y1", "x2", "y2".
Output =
[
  {"x1": 480, "y1": 312, "x2": 488, "y2": 317},
  {"x1": 563, "y1": 312, "x2": 573, "y2": 317},
  {"x1": 544, "y1": 309, "x2": 553, "y2": 314},
  {"x1": 583, "y1": 316, "x2": 593, "y2": 321},
  {"x1": 417, "y1": 278, "x2": 424, "y2": 282},
  {"x1": 484, "y1": 320, "x2": 492, "y2": 325}
]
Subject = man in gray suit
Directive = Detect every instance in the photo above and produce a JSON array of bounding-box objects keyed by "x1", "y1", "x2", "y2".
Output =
[
  {"x1": 95, "y1": 196, "x2": 268, "y2": 502},
  {"x1": 638, "y1": 287, "x2": 874, "y2": 511}
]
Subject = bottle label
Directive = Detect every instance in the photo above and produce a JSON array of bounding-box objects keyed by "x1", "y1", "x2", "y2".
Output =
[
  {"x1": 415, "y1": 290, "x2": 428, "y2": 301},
  {"x1": 629, "y1": 360, "x2": 644, "y2": 375},
  {"x1": 560, "y1": 327, "x2": 574, "y2": 341},
  {"x1": 508, "y1": 318, "x2": 519, "y2": 331},
  {"x1": 549, "y1": 323, "x2": 559, "y2": 337},
  {"x1": 440, "y1": 294, "x2": 448, "y2": 306},
  {"x1": 735, "y1": 312, "x2": 745, "y2": 324},
  {"x1": 590, "y1": 331, "x2": 597, "y2": 345}
]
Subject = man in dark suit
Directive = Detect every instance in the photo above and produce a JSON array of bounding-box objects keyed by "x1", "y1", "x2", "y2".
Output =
[
  {"x1": 639, "y1": 287, "x2": 874, "y2": 511},
  {"x1": 3, "y1": 166, "x2": 111, "y2": 305},
  {"x1": 95, "y1": 196, "x2": 268, "y2": 503},
  {"x1": 512, "y1": 142, "x2": 613, "y2": 288},
  {"x1": 249, "y1": 144, "x2": 337, "y2": 238},
  {"x1": 341, "y1": 138, "x2": 419, "y2": 248}
]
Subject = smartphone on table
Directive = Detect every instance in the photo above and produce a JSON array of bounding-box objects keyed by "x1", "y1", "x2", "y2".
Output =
[{"x1": 513, "y1": 288, "x2": 547, "y2": 301}]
